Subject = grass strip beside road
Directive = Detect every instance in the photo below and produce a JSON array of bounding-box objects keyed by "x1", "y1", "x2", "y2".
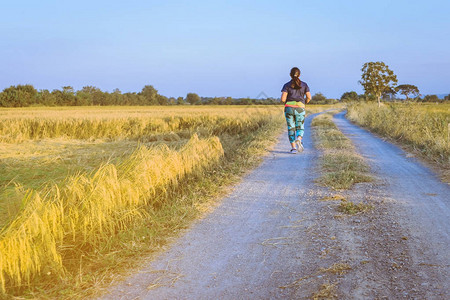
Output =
[{"x1": 312, "y1": 112, "x2": 373, "y2": 190}]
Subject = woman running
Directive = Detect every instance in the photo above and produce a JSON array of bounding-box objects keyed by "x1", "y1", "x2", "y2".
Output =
[{"x1": 281, "y1": 67, "x2": 311, "y2": 154}]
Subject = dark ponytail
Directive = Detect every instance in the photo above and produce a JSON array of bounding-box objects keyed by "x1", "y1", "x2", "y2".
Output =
[{"x1": 290, "y1": 67, "x2": 302, "y2": 89}]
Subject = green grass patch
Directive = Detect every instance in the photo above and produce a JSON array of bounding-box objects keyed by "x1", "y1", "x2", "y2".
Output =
[
  {"x1": 338, "y1": 199, "x2": 373, "y2": 215},
  {"x1": 319, "y1": 170, "x2": 373, "y2": 190},
  {"x1": 312, "y1": 112, "x2": 373, "y2": 190},
  {"x1": 322, "y1": 152, "x2": 369, "y2": 173}
]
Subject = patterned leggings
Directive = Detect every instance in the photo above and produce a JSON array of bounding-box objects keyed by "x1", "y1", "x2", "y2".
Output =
[{"x1": 284, "y1": 106, "x2": 305, "y2": 143}]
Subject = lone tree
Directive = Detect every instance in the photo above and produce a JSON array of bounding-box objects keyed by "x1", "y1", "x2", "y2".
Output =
[
  {"x1": 139, "y1": 85, "x2": 159, "y2": 105},
  {"x1": 311, "y1": 92, "x2": 327, "y2": 103},
  {"x1": 186, "y1": 93, "x2": 201, "y2": 105},
  {"x1": 395, "y1": 84, "x2": 419, "y2": 101},
  {"x1": 359, "y1": 61, "x2": 397, "y2": 107}
]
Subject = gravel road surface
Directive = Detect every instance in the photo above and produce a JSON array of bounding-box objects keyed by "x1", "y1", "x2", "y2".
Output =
[{"x1": 333, "y1": 111, "x2": 449, "y2": 299}]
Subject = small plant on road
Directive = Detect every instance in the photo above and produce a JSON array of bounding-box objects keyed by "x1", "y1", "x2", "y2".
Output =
[{"x1": 338, "y1": 199, "x2": 373, "y2": 215}]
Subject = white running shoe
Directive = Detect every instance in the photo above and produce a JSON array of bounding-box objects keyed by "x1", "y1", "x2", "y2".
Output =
[{"x1": 295, "y1": 139, "x2": 304, "y2": 152}]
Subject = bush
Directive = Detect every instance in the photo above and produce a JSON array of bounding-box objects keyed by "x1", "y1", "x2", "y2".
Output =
[
  {"x1": 422, "y1": 94, "x2": 440, "y2": 102},
  {"x1": 310, "y1": 93, "x2": 338, "y2": 105},
  {"x1": 340, "y1": 91, "x2": 359, "y2": 102}
]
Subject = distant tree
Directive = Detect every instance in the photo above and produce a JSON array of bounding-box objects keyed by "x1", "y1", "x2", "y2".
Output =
[
  {"x1": 210, "y1": 97, "x2": 221, "y2": 105},
  {"x1": 359, "y1": 61, "x2": 398, "y2": 107},
  {"x1": 186, "y1": 93, "x2": 201, "y2": 105},
  {"x1": 311, "y1": 93, "x2": 327, "y2": 103},
  {"x1": 0, "y1": 92, "x2": 5, "y2": 107},
  {"x1": 215, "y1": 97, "x2": 225, "y2": 105},
  {"x1": 50, "y1": 89, "x2": 63, "y2": 106},
  {"x1": 78, "y1": 86, "x2": 105, "y2": 105},
  {"x1": 0, "y1": 84, "x2": 38, "y2": 107},
  {"x1": 358, "y1": 94, "x2": 367, "y2": 101},
  {"x1": 167, "y1": 97, "x2": 176, "y2": 105},
  {"x1": 311, "y1": 92, "x2": 327, "y2": 104},
  {"x1": 395, "y1": 84, "x2": 419, "y2": 101},
  {"x1": 102, "y1": 92, "x2": 114, "y2": 106},
  {"x1": 267, "y1": 98, "x2": 278, "y2": 105},
  {"x1": 110, "y1": 88, "x2": 123, "y2": 105},
  {"x1": 20, "y1": 84, "x2": 39, "y2": 106},
  {"x1": 93, "y1": 89, "x2": 107, "y2": 105},
  {"x1": 139, "y1": 85, "x2": 159, "y2": 105},
  {"x1": 37, "y1": 89, "x2": 56, "y2": 106},
  {"x1": 75, "y1": 92, "x2": 92, "y2": 106},
  {"x1": 309, "y1": 93, "x2": 338, "y2": 104},
  {"x1": 122, "y1": 93, "x2": 136, "y2": 105},
  {"x1": 444, "y1": 94, "x2": 450, "y2": 101},
  {"x1": 176, "y1": 96, "x2": 185, "y2": 105},
  {"x1": 239, "y1": 97, "x2": 253, "y2": 105},
  {"x1": 62, "y1": 86, "x2": 74, "y2": 94},
  {"x1": 422, "y1": 94, "x2": 439, "y2": 102},
  {"x1": 381, "y1": 87, "x2": 396, "y2": 101},
  {"x1": 157, "y1": 95, "x2": 168, "y2": 105},
  {"x1": 61, "y1": 86, "x2": 77, "y2": 105},
  {"x1": 340, "y1": 91, "x2": 359, "y2": 102},
  {"x1": 224, "y1": 97, "x2": 234, "y2": 105},
  {"x1": 201, "y1": 97, "x2": 211, "y2": 105}
]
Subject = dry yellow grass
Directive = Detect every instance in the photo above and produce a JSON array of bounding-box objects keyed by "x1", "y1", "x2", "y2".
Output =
[
  {"x1": 0, "y1": 104, "x2": 335, "y2": 297},
  {"x1": 0, "y1": 105, "x2": 337, "y2": 142},
  {"x1": 0, "y1": 112, "x2": 270, "y2": 143},
  {"x1": 347, "y1": 102, "x2": 449, "y2": 180},
  {"x1": 0, "y1": 134, "x2": 223, "y2": 293},
  {"x1": 312, "y1": 282, "x2": 337, "y2": 299},
  {"x1": 0, "y1": 106, "x2": 281, "y2": 221}
]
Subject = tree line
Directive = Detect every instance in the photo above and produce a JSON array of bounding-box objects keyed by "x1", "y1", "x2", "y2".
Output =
[
  {"x1": 0, "y1": 84, "x2": 287, "y2": 107},
  {"x1": 340, "y1": 90, "x2": 449, "y2": 103},
  {"x1": 3, "y1": 68, "x2": 446, "y2": 108}
]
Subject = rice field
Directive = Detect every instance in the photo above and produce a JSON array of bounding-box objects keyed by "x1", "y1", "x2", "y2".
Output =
[{"x1": 0, "y1": 104, "x2": 333, "y2": 297}]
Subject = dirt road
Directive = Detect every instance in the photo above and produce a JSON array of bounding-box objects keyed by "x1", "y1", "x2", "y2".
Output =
[
  {"x1": 332, "y1": 111, "x2": 449, "y2": 298},
  {"x1": 99, "y1": 112, "x2": 449, "y2": 299}
]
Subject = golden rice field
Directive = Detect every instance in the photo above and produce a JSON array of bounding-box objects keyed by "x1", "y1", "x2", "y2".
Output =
[
  {"x1": 0, "y1": 105, "x2": 333, "y2": 298},
  {"x1": 347, "y1": 102, "x2": 450, "y2": 181}
]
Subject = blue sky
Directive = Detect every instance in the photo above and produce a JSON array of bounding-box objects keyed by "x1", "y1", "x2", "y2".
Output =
[{"x1": 1, "y1": 0, "x2": 449, "y2": 99}]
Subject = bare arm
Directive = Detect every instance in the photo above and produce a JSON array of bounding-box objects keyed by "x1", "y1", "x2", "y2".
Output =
[
  {"x1": 306, "y1": 92, "x2": 311, "y2": 104},
  {"x1": 281, "y1": 92, "x2": 288, "y2": 103}
]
